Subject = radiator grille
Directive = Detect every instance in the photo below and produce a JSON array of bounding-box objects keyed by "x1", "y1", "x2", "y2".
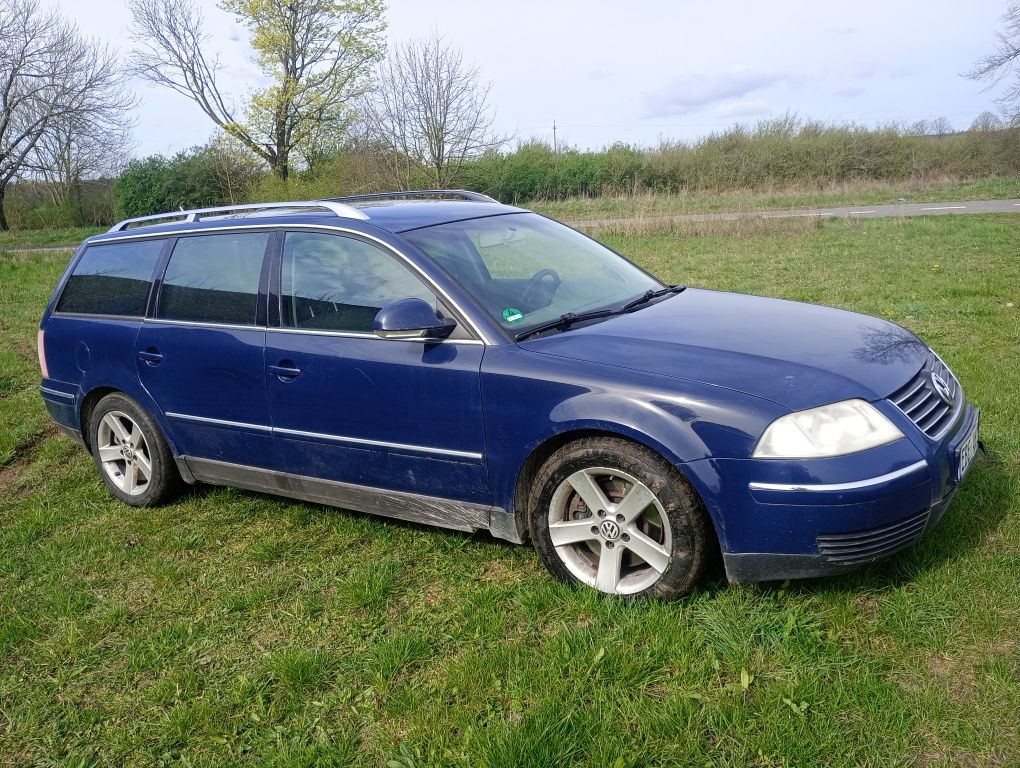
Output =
[
  {"x1": 889, "y1": 352, "x2": 961, "y2": 439},
  {"x1": 816, "y1": 508, "x2": 929, "y2": 565}
]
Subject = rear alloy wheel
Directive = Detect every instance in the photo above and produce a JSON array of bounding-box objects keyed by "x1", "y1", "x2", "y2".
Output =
[
  {"x1": 97, "y1": 411, "x2": 153, "y2": 497},
  {"x1": 530, "y1": 437, "x2": 713, "y2": 599},
  {"x1": 88, "y1": 393, "x2": 182, "y2": 507}
]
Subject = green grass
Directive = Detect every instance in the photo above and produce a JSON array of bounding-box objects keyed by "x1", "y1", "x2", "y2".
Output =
[
  {"x1": 0, "y1": 226, "x2": 102, "y2": 251},
  {"x1": 1, "y1": 216, "x2": 1018, "y2": 766},
  {"x1": 532, "y1": 176, "x2": 1020, "y2": 221}
]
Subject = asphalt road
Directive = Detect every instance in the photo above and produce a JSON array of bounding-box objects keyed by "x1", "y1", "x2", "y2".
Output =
[
  {"x1": 567, "y1": 198, "x2": 1020, "y2": 229},
  {"x1": 2, "y1": 199, "x2": 1019, "y2": 253}
]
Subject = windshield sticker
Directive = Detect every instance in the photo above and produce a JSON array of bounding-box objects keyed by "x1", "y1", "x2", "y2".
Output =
[{"x1": 502, "y1": 307, "x2": 525, "y2": 324}]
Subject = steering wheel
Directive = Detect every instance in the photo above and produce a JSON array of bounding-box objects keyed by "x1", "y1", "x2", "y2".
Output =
[{"x1": 519, "y1": 268, "x2": 562, "y2": 309}]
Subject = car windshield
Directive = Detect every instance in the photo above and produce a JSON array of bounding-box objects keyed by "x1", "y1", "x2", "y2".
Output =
[{"x1": 401, "y1": 213, "x2": 663, "y2": 335}]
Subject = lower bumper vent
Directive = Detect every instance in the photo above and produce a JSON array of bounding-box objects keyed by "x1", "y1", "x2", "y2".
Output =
[{"x1": 816, "y1": 508, "x2": 930, "y2": 565}]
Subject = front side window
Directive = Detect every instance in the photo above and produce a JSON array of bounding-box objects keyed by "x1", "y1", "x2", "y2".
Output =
[
  {"x1": 400, "y1": 213, "x2": 661, "y2": 334},
  {"x1": 56, "y1": 240, "x2": 164, "y2": 316},
  {"x1": 281, "y1": 231, "x2": 437, "y2": 333},
  {"x1": 157, "y1": 232, "x2": 270, "y2": 326}
]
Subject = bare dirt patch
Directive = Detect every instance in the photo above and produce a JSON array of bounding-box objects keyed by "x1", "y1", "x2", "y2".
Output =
[{"x1": 0, "y1": 421, "x2": 59, "y2": 495}]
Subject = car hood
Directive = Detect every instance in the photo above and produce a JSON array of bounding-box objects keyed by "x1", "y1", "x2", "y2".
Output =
[{"x1": 522, "y1": 288, "x2": 928, "y2": 410}]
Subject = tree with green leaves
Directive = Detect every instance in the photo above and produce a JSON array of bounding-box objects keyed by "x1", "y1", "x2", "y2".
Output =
[
  {"x1": 114, "y1": 142, "x2": 267, "y2": 218},
  {"x1": 128, "y1": 0, "x2": 386, "y2": 180}
]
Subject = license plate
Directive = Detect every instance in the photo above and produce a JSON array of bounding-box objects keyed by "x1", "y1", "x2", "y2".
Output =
[{"x1": 955, "y1": 416, "x2": 980, "y2": 482}]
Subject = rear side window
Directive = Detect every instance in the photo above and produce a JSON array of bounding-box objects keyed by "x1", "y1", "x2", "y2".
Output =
[
  {"x1": 157, "y1": 233, "x2": 270, "y2": 326},
  {"x1": 55, "y1": 240, "x2": 164, "y2": 316}
]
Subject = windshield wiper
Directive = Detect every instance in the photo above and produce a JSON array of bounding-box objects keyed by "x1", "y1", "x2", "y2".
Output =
[
  {"x1": 514, "y1": 308, "x2": 618, "y2": 341},
  {"x1": 619, "y1": 284, "x2": 686, "y2": 312},
  {"x1": 515, "y1": 284, "x2": 686, "y2": 342}
]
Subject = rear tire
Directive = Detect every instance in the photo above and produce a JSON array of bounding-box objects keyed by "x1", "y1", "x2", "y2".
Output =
[
  {"x1": 529, "y1": 437, "x2": 713, "y2": 600},
  {"x1": 88, "y1": 393, "x2": 183, "y2": 507}
]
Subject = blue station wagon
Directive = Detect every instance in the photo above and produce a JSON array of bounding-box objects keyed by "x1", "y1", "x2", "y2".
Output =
[{"x1": 38, "y1": 190, "x2": 981, "y2": 599}]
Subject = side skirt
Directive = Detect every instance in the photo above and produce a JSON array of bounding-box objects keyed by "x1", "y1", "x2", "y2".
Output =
[{"x1": 182, "y1": 456, "x2": 523, "y2": 544}]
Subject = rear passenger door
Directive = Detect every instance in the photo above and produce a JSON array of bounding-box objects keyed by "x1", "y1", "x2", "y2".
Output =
[
  {"x1": 265, "y1": 230, "x2": 489, "y2": 504},
  {"x1": 136, "y1": 230, "x2": 278, "y2": 469},
  {"x1": 43, "y1": 239, "x2": 167, "y2": 429}
]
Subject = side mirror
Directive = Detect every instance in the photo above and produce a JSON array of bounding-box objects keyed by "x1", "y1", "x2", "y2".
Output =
[{"x1": 373, "y1": 298, "x2": 457, "y2": 341}]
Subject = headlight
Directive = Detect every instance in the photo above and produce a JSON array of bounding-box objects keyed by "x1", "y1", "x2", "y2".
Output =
[{"x1": 753, "y1": 399, "x2": 903, "y2": 459}]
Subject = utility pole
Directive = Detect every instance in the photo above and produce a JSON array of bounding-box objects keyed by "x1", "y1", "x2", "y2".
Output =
[{"x1": 553, "y1": 119, "x2": 557, "y2": 154}]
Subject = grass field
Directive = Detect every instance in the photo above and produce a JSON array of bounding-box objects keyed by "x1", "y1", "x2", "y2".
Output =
[
  {"x1": 0, "y1": 226, "x2": 104, "y2": 250},
  {"x1": 1, "y1": 214, "x2": 1018, "y2": 766},
  {"x1": 532, "y1": 176, "x2": 1020, "y2": 221}
]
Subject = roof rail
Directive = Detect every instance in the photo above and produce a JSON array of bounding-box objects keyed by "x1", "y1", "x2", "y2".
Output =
[
  {"x1": 107, "y1": 200, "x2": 370, "y2": 233},
  {"x1": 327, "y1": 189, "x2": 498, "y2": 204}
]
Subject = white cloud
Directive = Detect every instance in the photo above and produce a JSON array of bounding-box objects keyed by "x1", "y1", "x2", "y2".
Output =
[
  {"x1": 714, "y1": 99, "x2": 771, "y2": 118},
  {"x1": 643, "y1": 69, "x2": 789, "y2": 118}
]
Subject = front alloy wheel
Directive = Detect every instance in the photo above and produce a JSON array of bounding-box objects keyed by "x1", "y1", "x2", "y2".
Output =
[
  {"x1": 548, "y1": 467, "x2": 672, "y2": 594},
  {"x1": 530, "y1": 437, "x2": 714, "y2": 600}
]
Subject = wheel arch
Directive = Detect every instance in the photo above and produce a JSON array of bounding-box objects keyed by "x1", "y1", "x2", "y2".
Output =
[
  {"x1": 78, "y1": 385, "x2": 178, "y2": 456},
  {"x1": 78, "y1": 386, "x2": 119, "y2": 452},
  {"x1": 510, "y1": 425, "x2": 721, "y2": 547}
]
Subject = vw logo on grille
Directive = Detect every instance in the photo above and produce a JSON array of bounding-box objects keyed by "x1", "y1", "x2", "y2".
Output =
[
  {"x1": 599, "y1": 519, "x2": 621, "y2": 540},
  {"x1": 930, "y1": 372, "x2": 953, "y2": 405}
]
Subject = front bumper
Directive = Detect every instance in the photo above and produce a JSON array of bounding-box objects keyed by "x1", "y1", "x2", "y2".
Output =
[{"x1": 717, "y1": 402, "x2": 980, "y2": 584}]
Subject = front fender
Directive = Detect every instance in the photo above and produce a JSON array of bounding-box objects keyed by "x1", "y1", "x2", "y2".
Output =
[{"x1": 480, "y1": 346, "x2": 784, "y2": 530}]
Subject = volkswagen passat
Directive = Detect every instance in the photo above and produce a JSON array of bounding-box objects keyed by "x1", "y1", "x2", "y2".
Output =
[{"x1": 38, "y1": 191, "x2": 980, "y2": 599}]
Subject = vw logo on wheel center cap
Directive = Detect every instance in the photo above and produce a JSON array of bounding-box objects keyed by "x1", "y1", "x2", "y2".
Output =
[
  {"x1": 930, "y1": 372, "x2": 953, "y2": 405},
  {"x1": 599, "y1": 519, "x2": 621, "y2": 540}
]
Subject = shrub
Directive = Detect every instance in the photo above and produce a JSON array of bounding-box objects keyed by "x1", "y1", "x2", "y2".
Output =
[
  {"x1": 460, "y1": 118, "x2": 1020, "y2": 202},
  {"x1": 114, "y1": 142, "x2": 264, "y2": 219}
]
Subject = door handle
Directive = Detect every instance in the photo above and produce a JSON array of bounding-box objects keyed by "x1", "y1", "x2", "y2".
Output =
[
  {"x1": 268, "y1": 362, "x2": 302, "y2": 380},
  {"x1": 138, "y1": 349, "x2": 164, "y2": 366}
]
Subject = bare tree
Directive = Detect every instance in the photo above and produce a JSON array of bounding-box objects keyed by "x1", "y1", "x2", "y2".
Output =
[
  {"x1": 0, "y1": 0, "x2": 134, "y2": 230},
  {"x1": 966, "y1": 3, "x2": 1020, "y2": 121},
  {"x1": 32, "y1": 100, "x2": 133, "y2": 225},
  {"x1": 970, "y1": 110, "x2": 1005, "y2": 132},
  {"x1": 929, "y1": 116, "x2": 954, "y2": 138},
  {"x1": 364, "y1": 32, "x2": 507, "y2": 188},
  {"x1": 128, "y1": 0, "x2": 385, "y2": 180},
  {"x1": 905, "y1": 119, "x2": 931, "y2": 137}
]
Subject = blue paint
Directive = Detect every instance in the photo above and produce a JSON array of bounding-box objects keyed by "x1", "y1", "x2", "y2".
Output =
[{"x1": 38, "y1": 198, "x2": 979, "y2": 583}]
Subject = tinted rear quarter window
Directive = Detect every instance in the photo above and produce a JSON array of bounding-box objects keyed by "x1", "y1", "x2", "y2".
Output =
[
  {"x1": 158, "y1": 232, "x2": 270, "y2": 326},
  {"x1": 56, "y1": 240, "x2": 164, "y2": 316}
]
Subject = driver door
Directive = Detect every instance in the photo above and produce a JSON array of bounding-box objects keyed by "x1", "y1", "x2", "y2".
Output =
[{"x1": 265, "y1": 230, "x2": 490, "y2": 505}]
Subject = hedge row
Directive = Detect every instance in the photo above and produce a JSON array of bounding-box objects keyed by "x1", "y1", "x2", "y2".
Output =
[
  {"x1": 460, "y1": 123, "x2": 1020, "y2": 203},
  {"x1": 8, "y1": 119, "x2": 1019, "y2": 227}
]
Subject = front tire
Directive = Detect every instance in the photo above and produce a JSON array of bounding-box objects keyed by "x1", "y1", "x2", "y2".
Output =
[
  {"x1": 529, "y1": 437, "x2": 714, "y2": 600},
  {"x1": 88, "y1": 393, "x2": 182, "y2": 507}
]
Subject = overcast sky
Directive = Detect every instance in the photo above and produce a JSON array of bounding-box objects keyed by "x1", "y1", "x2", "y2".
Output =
[{"x1": 55, "y1": 0, "x2": 1009, "y2": 158}]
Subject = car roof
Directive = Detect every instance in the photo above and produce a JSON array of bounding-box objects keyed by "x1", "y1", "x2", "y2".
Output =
[
  {"x1": 92, "y1": 193, "x2": 529, "y2": 244},
  {"x1": 346, "y1": 199, "x2": 526, "y2": 232}
]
